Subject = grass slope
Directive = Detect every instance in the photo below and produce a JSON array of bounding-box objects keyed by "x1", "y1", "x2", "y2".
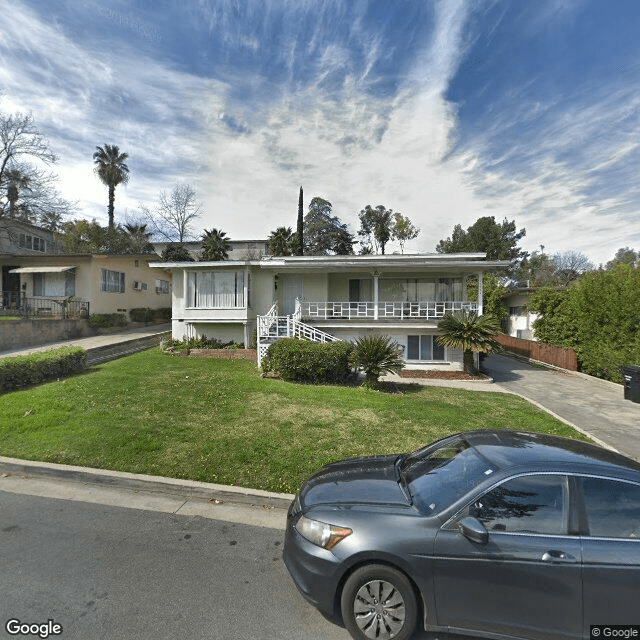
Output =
[{"x1": 0, "y1": 349, "x2": 583, "y2": 493}]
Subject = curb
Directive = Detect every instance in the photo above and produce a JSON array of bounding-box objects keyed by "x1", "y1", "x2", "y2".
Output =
[{"x1": 0, "y1": 456, "x2": 295, "y2": 511}]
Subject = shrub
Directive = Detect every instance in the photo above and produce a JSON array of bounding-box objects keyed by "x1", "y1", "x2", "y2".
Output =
[
  {"x1": 162, "y1": 336, "x2": 244, "y2": 352},
  {"x1": 262, "y1": 338, "x2": 353, "y2": 384},
  {"x1": 88, "y1": 313, "x2": 127, "y2": 329},
  {"x1": 349, "y1": 335, "x2": 404, "y2": 384},
  {"x1": 0, "y1": 347, "x2": 87, "y2": 393},
  {"x1": 129, "y1": 307, "x2": 172, "y2": 323}
]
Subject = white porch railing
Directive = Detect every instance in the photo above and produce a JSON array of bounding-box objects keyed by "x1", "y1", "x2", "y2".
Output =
[
  {"x1": 256, "y1": 302, "x2": 339, "y2": 366},
  {"x1": 299, "y1": 300, "x2": 478, "y2": 320}
]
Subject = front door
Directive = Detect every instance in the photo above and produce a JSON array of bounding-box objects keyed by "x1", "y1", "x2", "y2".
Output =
[
  {"x1": 433, "y1": 474, "x2": 582, "y2": 639},
  {"x1": 282, "y1": 276, "x2": 303, "y2": 315}
]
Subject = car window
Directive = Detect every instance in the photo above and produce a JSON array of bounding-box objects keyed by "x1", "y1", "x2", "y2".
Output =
[
  {"x1": 405, "y1": 443, "x2": 494, "y2": 515},
  {"x1": 580, "y1": 477, "x2": 640, "y2": 539},
  {"x1": 465, "y1": 474, "x2": 569, "y2": 535}
]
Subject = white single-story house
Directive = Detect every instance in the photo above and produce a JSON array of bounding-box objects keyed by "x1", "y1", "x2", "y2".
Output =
[
  {"x1": 503, "y1": 287, "x2": 539, "y2": 341},
  {"x1": 1, "y1": 253, "x2": 172, "y2": 316},
  {"x1": 151, "y1": 252, "x2": 507, "y2": 371}
]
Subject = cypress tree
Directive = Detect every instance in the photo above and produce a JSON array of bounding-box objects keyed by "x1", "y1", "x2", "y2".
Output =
[{"x1": 296, "y1": 186, "x2": 304, "y2": 255}]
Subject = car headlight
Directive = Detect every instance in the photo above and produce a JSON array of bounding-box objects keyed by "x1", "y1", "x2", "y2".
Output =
[{"x1": 295, "y1": 515, "x2": 352, "y2": 550}]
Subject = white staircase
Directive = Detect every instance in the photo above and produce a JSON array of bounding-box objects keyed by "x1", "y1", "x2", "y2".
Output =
[{"x1": 256, "y1": 302, "x2": 340, "y2": 366}]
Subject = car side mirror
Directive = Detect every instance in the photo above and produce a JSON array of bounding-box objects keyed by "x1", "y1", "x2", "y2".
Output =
[{"x1": 459, "y1": 516, "x2": 489, "y2": 545}]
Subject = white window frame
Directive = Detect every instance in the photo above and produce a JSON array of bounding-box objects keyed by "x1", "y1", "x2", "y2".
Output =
[
  {"x1": 186, "y1": 270, "x2": 245, "y2": 309},
  {"x1": 406, "y1": 334, "x2": 446, "y2": 362}
]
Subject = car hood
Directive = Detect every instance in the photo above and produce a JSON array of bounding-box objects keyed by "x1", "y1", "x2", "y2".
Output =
[{"x1": 299, "y1": 454, "x2": 411, "y2": 508}]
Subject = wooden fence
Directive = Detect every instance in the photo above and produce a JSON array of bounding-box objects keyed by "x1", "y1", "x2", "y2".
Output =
[{"x1": 496, "y1": 334, "x2": 577, "y2": 371}]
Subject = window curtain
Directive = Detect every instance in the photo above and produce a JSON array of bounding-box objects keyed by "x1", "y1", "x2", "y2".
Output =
[{"x1": 187, "y1": 271, "x2": 244, "y2": 308}]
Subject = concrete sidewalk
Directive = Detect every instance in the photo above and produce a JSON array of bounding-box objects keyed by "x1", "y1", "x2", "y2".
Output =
[{"x1": 0, "y1": 323, "x2": 171, "y2": 358}]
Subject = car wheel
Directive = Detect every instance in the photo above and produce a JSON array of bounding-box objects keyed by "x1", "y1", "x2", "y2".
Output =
[{"x1": 341, "y1": 564, "x2": 418, "y2": 640}]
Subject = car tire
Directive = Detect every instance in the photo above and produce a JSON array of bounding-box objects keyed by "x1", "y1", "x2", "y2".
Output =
[{"x1": 341, "y1": 564, "x2": 418, "y2": 640}]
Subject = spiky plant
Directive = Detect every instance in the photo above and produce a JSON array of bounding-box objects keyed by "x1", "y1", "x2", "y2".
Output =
[
  {"x1": 350, "y1": 335, "x2": 404, "y2": 385},
  {"x1": 201, "y1": 228, "x2": 231, "y2": 261},
  {"x1": 437, "y1": 310, "x2": 502, "y2": 374}
]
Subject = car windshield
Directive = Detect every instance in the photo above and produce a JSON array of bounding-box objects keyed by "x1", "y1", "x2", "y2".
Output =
[{"x1": 400, "y1": 437, "x2": 494, "y2": 515}]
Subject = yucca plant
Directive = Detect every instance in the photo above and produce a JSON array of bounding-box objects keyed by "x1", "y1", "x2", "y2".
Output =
[
  {"x1": 437, "y1": 310, "x2": 502, "y2": 374},
  {"x1": 350, "y1": 335, "x2": 404, "y2": 386}
]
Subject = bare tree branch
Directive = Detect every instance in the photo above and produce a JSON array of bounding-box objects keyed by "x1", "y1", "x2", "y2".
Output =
[{"x1": 142, "y1": 183, "x2": 202, "y2": 242}]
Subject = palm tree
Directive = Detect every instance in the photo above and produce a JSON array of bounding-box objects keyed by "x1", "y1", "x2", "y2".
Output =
[
  {"x1": 201, "y1": 228, "x2": 231, "y2": 261},
  {"x1": 4, "y1": 169, "x2": 31, "y2": 218},
  {"x1": 123, "y1": 222, "x2": 154, "y2": 253},
  {"x1": 437, "y1": 310, "x2": 502, "y2": 374},
  {"x1": 350, "y1": 335, "x2": 405, "y2": 385},
  {"x1": 93, "y1": 144, "x2": 130, "y2": 227},
  {"x1": 268, "y1": 226, "x2": 293, "y2": 256}
]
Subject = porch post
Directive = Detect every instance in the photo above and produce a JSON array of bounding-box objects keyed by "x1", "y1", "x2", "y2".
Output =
[
  {"x1": 478, "y1": 271, "x2": 484, "y2": 316},
  {"x1": 373, "y1": 273, "x2": 379, "y2": 320}
]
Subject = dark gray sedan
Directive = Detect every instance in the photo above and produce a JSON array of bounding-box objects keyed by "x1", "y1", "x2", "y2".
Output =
[{"x1": 283, "y1": 430, "x2": 640, "y2": 640}]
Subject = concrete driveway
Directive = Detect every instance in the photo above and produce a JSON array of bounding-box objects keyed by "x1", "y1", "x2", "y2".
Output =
[{"x1": 482, "y1": 353, "x2": 640, "y2": 462}]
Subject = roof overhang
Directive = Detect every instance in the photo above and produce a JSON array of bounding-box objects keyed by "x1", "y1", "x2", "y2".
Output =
[{"x1": 9, "y1": 266, "x2": 77, "y2": 274}]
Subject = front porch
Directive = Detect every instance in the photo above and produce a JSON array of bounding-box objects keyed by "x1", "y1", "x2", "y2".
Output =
[{"x1": 296, "y1": 299, "x2": 479, "y2": 321}]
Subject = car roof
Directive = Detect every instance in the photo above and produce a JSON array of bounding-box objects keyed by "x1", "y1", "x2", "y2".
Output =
[{"x1": 462, "y1": 430, "x2": 640, "y2": 479}]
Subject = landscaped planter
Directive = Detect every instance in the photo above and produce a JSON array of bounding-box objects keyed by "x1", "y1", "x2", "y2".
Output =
[{"x1": 189, "y1": 348, "x2": 257, "y2": 362}]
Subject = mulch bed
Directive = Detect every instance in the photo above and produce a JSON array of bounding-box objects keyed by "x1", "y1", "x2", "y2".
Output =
[{"x1": 398, "y1": 370, "x2": 485, "y2": 380}]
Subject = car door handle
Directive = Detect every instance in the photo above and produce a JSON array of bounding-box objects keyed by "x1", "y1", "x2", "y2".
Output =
[{"x1": 542, "y1": 550, "x2": 577, "y2": 563}]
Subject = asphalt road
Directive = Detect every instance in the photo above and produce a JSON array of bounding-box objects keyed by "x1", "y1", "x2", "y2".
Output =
[{"x1": 0, "y1": 490, "x2": 351, "y2": 640}]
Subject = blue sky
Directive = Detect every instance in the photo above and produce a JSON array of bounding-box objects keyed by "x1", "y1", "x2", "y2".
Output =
[{"x1": 2, "y1": 0, "x2": 639, "y2": 264}]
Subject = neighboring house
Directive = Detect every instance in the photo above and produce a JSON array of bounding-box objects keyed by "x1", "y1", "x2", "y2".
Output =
[
  {"x1": 152, "y1": 252, "x2": 507, "y2": 371},
  {"x1": 503, "y1": 287, "x2": 539, "y2": 340},
  {"x1": 152, "y1": 239, "x2": 268, "y2": 261},
  {"x1": 0, "y1": 218, "x2": 61, "y2": 255},
  {"x1": 0, "y1": 253, "x2": 171, "y2": 316}
]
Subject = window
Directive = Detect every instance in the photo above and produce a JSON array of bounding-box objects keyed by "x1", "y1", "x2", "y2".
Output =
[
  {"x1": 468, "y1": 475, "x2": 568, "y2": 535},
  {"x1": 580, "y1": 477, "x2": 640, "y2": 539},
  {"x1": 407, "y1": 335, "x2": 445, "y2": 361},
  {"x1": 186, "y1": 271, "x2": 245, "y2": 308},
  {"x1": 133, "y1": 281, "x2": 148, "y2": 291},
  {"x1": 32, "y1": 271, "x2": 74, "y2": 297},
  {"x1": 379, "y1": 278, "x2": 463, "y2": 302},
  {"x1": 155, "y1": 279, "x2": 170, "y2": 294},
  {"x1": 32, "y1": 237, "x2": 45, "y2": 252},
  {"x1": 509, "y1": 306, "x2": 526, "y2": 316},
  {"x1": 101, "y1": 269, "x2": 125, "y2": 293}
]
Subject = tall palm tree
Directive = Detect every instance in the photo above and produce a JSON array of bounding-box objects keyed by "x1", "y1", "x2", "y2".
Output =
[
  {"x1": 201, "y1": 228, "x2": 231, "y2": 261},
  {"x1": 93, "y1": 144, "x2": 129, "y2": 227},
  {"x1": 4, "y1": 168, "x2": 31, "y2": 218},
  {"x1": 437, "y1": 310, "x2": 502, "y2": 374}
]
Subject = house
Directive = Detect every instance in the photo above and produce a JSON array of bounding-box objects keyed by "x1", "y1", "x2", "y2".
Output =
[
  {"x1": 0, "y1": 218, "x2": 61, "y2": 255},
  {"x1": 503, "y1": 286, "x2": 539, "y2": 340},
  {"x1": 152, "y1": 239, "x2": 269, "y2": 261},
  {"x1": 151, "y1": 252, "x2": 508, "y2": 370},
  {"x1": 1, "y1": 253, "x2": 171, "y2": 317}
]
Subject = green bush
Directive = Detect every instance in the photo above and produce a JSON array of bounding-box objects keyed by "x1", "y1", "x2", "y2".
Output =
[
  {"x1": 88, "y1": 313, "x2": 128, "y2": 329},
  {"x1": 349, "y1": 334, "x2": 404, "y2": 384},
  {"x1": 163, "y1": 336, "x2": 244, "y2": 352},
  {"x1": 129, "y1": 307, "x2": 172, "y2": 323},
  {"x1": 262, "y1": 338, "x2": 353, "y2": 384},
  {"x1": 0, "y1": 347, "x2": 87, "y2": 393}
]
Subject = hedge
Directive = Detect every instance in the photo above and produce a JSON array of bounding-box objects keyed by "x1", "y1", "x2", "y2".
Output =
[
  {"x1": 0, "y1": 346, "x2": 88, "y2": 393},
  {"x1": 88, "y1": 313, "x2": 128, "y2": 329},
  {"x1": 129, "y1": 307, "x2": 172, "y2": 323},
  {"x1": 262, "y1": 338, "x2": 353, "y2": 384}
]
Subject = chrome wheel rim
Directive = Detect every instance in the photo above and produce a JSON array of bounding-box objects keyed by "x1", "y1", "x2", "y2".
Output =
[{"x1": 353, "y1": 579, "x2": 406, "y2": 639}]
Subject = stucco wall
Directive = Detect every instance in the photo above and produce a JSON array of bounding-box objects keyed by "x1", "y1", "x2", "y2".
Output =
[{"x1": 0, "y1": 319, "x2": 95, "y2": 351}]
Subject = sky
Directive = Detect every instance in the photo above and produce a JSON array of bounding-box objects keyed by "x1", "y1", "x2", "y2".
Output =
[{"x1": 1, "y1": 0, "x2": 639, "y2": 265}]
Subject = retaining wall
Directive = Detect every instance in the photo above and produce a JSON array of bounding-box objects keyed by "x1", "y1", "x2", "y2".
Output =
[{"x1": 0, "y1": 319, "x2": 94, "y2": 352}]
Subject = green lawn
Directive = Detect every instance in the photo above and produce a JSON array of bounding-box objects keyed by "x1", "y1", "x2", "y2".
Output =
[{"x1": 0, "y1": 349, "x2": 585, "y2": 494}]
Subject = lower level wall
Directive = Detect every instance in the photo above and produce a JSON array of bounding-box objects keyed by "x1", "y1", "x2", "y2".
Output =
[
  {"x1": 171, "y1": 321, "x2": 254, "y2": 347},
  {"x1": 0, "y1": 319, "x2": 95, "y2": 352}
]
